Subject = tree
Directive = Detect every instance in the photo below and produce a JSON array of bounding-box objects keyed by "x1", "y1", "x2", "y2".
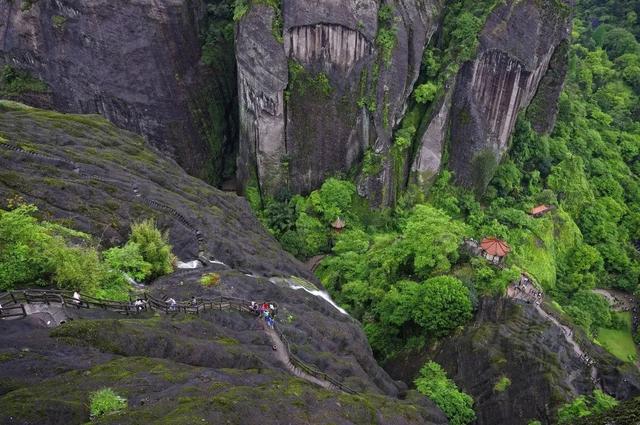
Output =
[
  {"x1": 415, "y1": 361, "x2": 476, "y2": 425},
  {"x1": 401, "y1": 204, "x2": 469, "y2": 277},
  {"x1": 414, "y1": 82, "x2": 439, "y2": 104},
  {"x1": 413, "y1": 276, "x2": 473, "y2": 337},
  {"x1": 557, "y1": 396, "x2": 591, "y2": 424},
  {"x1": 602, "y1": 27, "x2": 639, "y2": 59},
  {"x1": 129, "y1": 219, "x2": 173, "y2": 280}
]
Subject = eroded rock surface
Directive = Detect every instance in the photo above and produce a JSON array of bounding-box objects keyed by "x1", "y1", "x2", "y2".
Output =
[
  {"x1": 0, "y1": 0, "x2": 236, "y2": 183},
  {"x1": 236, "y1": 0, "x2": 442, "y2": 202},
  {"x1": 448, "y1": 0, "x2": 572, "y2": 191},
  {"x1": 386, "y1": 298, "x2": 640, "y2": 425}
]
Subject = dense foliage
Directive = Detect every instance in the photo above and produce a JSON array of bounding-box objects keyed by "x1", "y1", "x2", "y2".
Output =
[
  {"x1": 0, "y1": 65, "x2": 48, "y2": 96},
  {"x1": 0, "y1": 204, "x2": 173, "y2": 299},
  {"x1": 415, "y1": 361, "x2": 476, "y2": 425},
  {"x1": 557, "y1": 390, "x2": 619, "y2": 424}
]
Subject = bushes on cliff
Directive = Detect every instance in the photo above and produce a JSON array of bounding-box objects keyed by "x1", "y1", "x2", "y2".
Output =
[
  {"x1": 557, "y1": 390, "x2": 618, "y2": 424},
  {"x1": 129, "y1": 219, "x2": 174, "y2": 280},
  {"x1": 415, "y1": 361, "x2": 476, "y2": 425},
  {"x1": 0, "y1": 204, "x2": 172, "y2": 298},
  {"x1": 89, "y1": 388, "x2": 127, "y2": 419},
  {"x1": 104, "y1": 242, "x2": 152, "y2": 282}
]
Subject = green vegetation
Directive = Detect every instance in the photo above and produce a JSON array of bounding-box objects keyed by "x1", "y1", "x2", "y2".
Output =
[
  {"x1": 596, "y1": 312, "x2": 637, "y2": 362},
  {"x1": 415, "y1": 361, "x2": 476, "y2": 425},
  {"x1": 232, "y1": 0, "x2": 282, "y2": 41},
  {"x1": 88, "y1": 388, "x2": 127, "y2": 419},
  {"x1": 376, "y1": 4, "x2": 398, "y2": 66},
  {"x1": 51, "y1": 15, "x2": 67, "y2": 31},
  {"x1": 493, "y1": 376, "x2": 511, "y2": 392},
  {"x1": 129, "y1": 219, "x2": 174, "y2": 280},
  {"x1": 0, "y1": 204, "x2": 173, "y2": 299},
  {"x1": 104, "y1": 242, "x2": 152, "y2": 282},
  {"x1": 0, "y1": 66, "x2": 48, "y2": 96},
  {"x1": 285, "y1": 60, "x2": 332, "y2": 103},
  {"x1": 557, "y1": 390, "x2": 618, "y2": 424},
  {"x1": 232, "y1": 0, "x2": 249, "y2": 21},
  {"x1": 200, "y1": 272, "x2": 221, "y2": 287},
  {"x1": 198, "y1": 0, "x2": 238, "y2": 185}
]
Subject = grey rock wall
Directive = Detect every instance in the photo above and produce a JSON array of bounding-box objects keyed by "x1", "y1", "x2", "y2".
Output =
[
  {"x1": 448, "y1": 0, "x2": 572, "y2": 192},
  {"x1": 235, "y1": 4, "x2": 288, "y2": 196},
  {"x1": 236, "y1": 0, "x2": 442, "y2": 202},
  {"x1": 0, "y1": 0, "x2": 231, "y2": 182}
]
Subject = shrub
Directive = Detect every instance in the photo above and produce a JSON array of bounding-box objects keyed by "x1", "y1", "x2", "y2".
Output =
[
  {"x1": 104, "y1": 242, "x2": 152, "y2": 282},
  {"x1": 557, "y1": 390, "x2": 618, "y2": 424},
  {"x1": 493, "y1": 376, "x2": 511, "y2": 392},
  {"x1": 129, "y1": 219, "x2": 173, "y2": 280},
  {"x1": 415, "y1": 361, "x2": 476, "y2": 425},
  {"x1": 89, "y1": 388, "x2": 126, "y2": 418},
  {"x1": 233, "y1": 0, "x2": 249, "y2": 21},
  {"x1": 200, "y1": 273, "x2": 221, "y2": 287}
]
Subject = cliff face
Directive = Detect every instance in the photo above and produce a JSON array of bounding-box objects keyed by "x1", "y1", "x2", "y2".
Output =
[
  {"x1": 447, "y1": 0, "x2": 572, "y2": 191},
  {"x1": 237, "y1": 0, "x2": 572, "y2": 203},
  {"x1": 236, "y1": 0, "x2": 441, "y2": 201},
  {"x1": 0, "y1": 0, "x2": 237, "y2": 184}
]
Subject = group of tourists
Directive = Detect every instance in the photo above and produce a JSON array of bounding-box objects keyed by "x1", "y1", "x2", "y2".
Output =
[
  {"x1": 251, "y1": 301, "x2": 276, "y2": 329},
  {"x1": 580, "y1": 353, "x2": 595, "y2": 367},
  {"x1": 513, "y1": 276, "x2": 544, "y2": 306}
]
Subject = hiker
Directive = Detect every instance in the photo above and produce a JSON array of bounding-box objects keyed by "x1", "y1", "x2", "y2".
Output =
[
  {"x1": 73, "y1": 292, "x2": 81, "y2": 307},
  {"x1": 191, "y1": 297, "x2": 197, "y2": 306},
  {"x1": 166, "y1": 298, "x2": 177, "y2": 312},
  {"x1": 272, "y1": 345, "x2": 277, "y2": 351},
  {"x1": 133, "y1": 299, "x2": 145, "y2": 312},
  {"x1": 0, "y1": 302, "x2": 3, "y2": 316}
]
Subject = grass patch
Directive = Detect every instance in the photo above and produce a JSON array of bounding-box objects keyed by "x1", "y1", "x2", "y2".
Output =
[
  {"x1": 597, "y1": 312, "x2": 637, "y2": 362},
  {"x1": 89, "y1": 388, "x2": 127, "y2": 419},
  {"x1": 200, "y1": 272, "x2": 221, "y2": 287}
]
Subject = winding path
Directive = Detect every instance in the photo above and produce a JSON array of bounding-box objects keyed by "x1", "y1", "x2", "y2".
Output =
[
  {"x1": 0, "y1": 289, "x2": 356, "y2": 394},
  {"x1": 264, "y1": 326, "x2": 337, "y2": 391},
  {"x1": 507, "y1": 278, "x2": 599, "y2": 386}
]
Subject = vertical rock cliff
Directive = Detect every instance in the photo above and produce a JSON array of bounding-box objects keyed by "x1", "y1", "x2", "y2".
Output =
[
  {"x1": 447, "y1": 0, "x2": 572, "y2": 192},
  {"x1": 236, "y1": 0, "x2": 442, "y2": 202},
  {"x1": 235, "y1": 3, "x2": 288, "y2": 197},
  {"x1": 0, "y1": 0, "x2": 237, "y2": 184}
]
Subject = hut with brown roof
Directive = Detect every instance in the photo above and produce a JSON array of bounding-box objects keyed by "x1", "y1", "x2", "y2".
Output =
[
  {"x1": 529, "y1": 204, "x2": 555, "y2": 218},
  {"x1": 480, "y1": 237, "x2": 511, "y2": 265}
]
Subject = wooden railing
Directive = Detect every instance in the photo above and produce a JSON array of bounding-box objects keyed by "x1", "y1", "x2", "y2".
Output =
[
  {"x1": 0, "y1": 289, "x2": 356, "y2": 394},
  {"x1": 272, "y1": 322, "x2": 356, "y2": 394}
]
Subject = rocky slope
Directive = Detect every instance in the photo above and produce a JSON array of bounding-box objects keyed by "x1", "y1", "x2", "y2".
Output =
[
  {"x1": 0, "y1": 0, "x2": 237, "y2": 184},
  {"x1": 385, "y1": 298, "x2": 640, "y2": 425},
  {"x1": 0, "y1": 102, "x2": 446, "y2": 424}
]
